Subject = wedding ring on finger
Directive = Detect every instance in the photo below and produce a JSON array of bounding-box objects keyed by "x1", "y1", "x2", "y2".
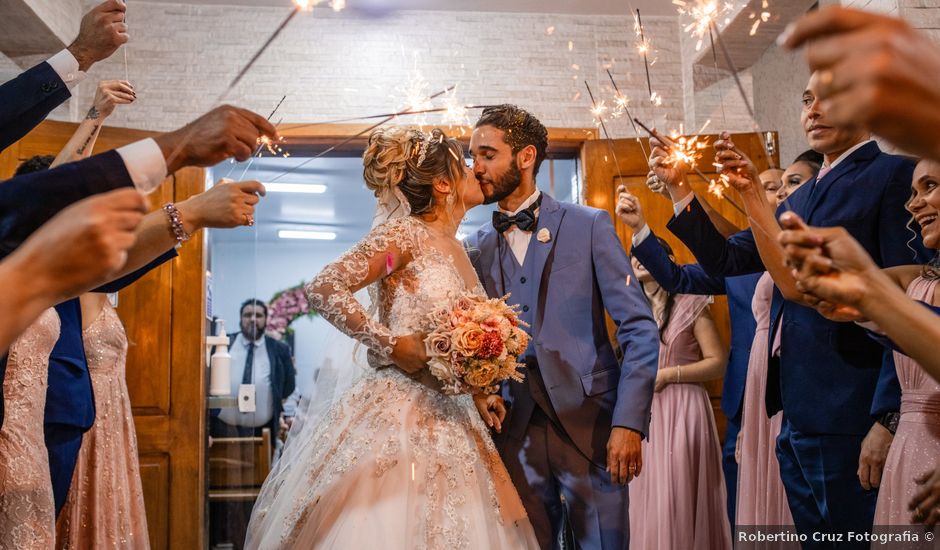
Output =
[{"x1": 244, "y1": 214, "x2": 255, "y2": 226}]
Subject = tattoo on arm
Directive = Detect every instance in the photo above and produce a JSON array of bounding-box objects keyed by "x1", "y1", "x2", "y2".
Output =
[
  {"x1": 86, "y1": 106, "x2": 100, "y2": 120},
  {"x1": 76, "y1": 124, "x2": 101, "y2": 155}
]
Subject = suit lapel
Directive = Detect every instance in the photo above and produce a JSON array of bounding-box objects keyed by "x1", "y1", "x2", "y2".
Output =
[
  {"x1": 528, "y1": 195, "x2": 565, "y2": 337},
  {"x1": 804, "y1": 141, "x2": 880, "y2": 222}
]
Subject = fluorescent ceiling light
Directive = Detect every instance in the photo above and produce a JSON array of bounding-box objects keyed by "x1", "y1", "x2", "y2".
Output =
[
  {"x1": 278, "y1": 230, "x2": 337, "y2": 240},
  {"x1": 263, "y1": 183, "x2": 327, "y2": 194}
]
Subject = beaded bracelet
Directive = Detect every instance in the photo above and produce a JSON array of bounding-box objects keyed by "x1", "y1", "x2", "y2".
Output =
[{"x1": 163, "y1": 203, "x2": 191, "y2": 244}]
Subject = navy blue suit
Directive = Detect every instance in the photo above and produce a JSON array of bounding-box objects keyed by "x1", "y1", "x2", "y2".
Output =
[
  {"x1": 0, "y1": 61, "x2": 71, "y2": 153},
  {"x1": 667, "y1": 142, "x2": 929, "y2": 545},
  {"x1": 631, "y1": 231, "x2": 760, "y2": 530},
  {"x1": 0, "y1": 151, "x2": 176, "y2": 513}
]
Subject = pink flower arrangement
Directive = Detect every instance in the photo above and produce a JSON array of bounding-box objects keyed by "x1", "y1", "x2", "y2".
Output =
[
  {"x1": 424, "y1": 294, "x2": 528, "y2": 395},
  {"x1": 266, "y1": 283, "x2": 317, "y2": 339}
]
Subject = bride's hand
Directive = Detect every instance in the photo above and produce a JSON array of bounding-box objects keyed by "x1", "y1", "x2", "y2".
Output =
[
  {"x1": 391, "y1": 333, "x2": 429, "y2": 374},
  {"x1": 473, "y1": 393, "x2": 506, "y2": 433}
]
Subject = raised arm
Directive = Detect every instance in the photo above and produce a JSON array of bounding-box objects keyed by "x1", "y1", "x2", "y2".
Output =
[
  {"x1": 305, "y1": 218, "x2": 428, "y2": 373},
  {"x1": 50, "y1": 80, "x2": 135, "y2": 168},
  {"x1": 715, "y1": 133, "x2": 805, "y2": 302},
  {"x1": 617, "y1": 187, "x2": 726, "y2": 295}
]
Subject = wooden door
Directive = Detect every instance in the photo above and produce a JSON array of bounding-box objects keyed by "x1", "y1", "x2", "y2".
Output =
[
  {"x1": 1, "y1": 121, "x2": 207, "y2": 550},
  {"x1": 580, "y1": 133, "x2": 778, "y2": 439}
]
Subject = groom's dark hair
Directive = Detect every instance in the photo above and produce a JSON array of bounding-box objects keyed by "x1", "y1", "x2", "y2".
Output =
[{"x1": 475, "y1": 105, "x2": 549, "y2": 176}]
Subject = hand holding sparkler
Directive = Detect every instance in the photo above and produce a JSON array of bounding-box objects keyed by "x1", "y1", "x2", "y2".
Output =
[
  {"x1": 92, "y1": 80, "x2": 136, "y2": 118},
  {"x1": 153, "y1": 105, "x2": 279, "y2": 174},
  {"x1": 646, "y1": 132, "x2": 692, "y2": 203},
  {"x1": 615, "y1": 186, "x2": 646, "y2": 232},
  {"x1": 646, "y1": 170, "x2": 667, "y2": 197},
  {"x1": 67, "y1": 0, "x2": 129, "y2": 72},
  {"x1": 175, "y1": 179, "x2": 267, "y2": 232},
  {"x1": 714, "y1": 132, "x2": 761, "y2": 194}
]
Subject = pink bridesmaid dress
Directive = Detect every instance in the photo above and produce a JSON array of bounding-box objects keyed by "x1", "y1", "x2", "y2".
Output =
[
  {"x1": 629, "y1": 293, "x2": 731, "y2": 550},
  {"x1": 736, "y1": 273, "x2": 794, "y2": 528},
  {"x1": 0, "y1": 308, "x2": 61, "y2": 548},
  {"x1": 55, "y1": 304, "x2": 150, "y2": 549},
  {"x1": 873, "y1": 276, "x2": 940, "y2": 526}
]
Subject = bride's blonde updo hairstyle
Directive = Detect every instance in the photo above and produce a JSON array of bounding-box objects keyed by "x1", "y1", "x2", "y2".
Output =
[{"x1": 363, "y1": 127, "x2": 465, "y2": 215}]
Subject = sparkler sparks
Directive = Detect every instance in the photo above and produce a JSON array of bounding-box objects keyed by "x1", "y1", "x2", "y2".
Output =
[{"x1": 674, "y1": 0, "x2": 736, "y2": 51}]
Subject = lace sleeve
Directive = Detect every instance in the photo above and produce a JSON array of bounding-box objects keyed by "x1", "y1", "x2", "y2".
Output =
[{"x1": 305, "y1": 218, "x2": 422, "y2": 362}]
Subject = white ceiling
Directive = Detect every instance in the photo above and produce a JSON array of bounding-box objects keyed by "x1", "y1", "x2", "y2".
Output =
[{"x1": 140, "y1": 0, "x2": 678, "y2": 16}]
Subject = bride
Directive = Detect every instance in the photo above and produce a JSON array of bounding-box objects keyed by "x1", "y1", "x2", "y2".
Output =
[{"x1": 245, "y1": 127, "x2": 540, "y2": 549}]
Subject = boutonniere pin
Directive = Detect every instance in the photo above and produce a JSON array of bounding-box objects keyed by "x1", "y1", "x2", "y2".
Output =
[{"x1": 537, "y1": 228, "x2": 551, "y2": 243}]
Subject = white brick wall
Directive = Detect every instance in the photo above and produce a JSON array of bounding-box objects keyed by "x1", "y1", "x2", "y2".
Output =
[
  {"x1": 13, "y1": 0, "x2": 937, "y2": 149},
  {"x1": 55, "y1": 2, "x2": 685, "y2": 138}
]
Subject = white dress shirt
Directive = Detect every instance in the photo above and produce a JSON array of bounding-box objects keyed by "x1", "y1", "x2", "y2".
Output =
[
  {"x1": 45, "y1": 49, "x2": 87, "y2": 90},
  {"x1": 498, "y1": 189, "x2": 541, "y2": 265},
  {"x1": 218, "y1": 333, "x2": 275, "y2": 428}
]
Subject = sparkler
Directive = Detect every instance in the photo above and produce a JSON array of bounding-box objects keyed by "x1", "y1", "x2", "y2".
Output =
[
  {"x1": 218, "y1": 0, "x2": 316, "y2": 103},
  {"x1": 585, "y1": 80, "x2": 627, "y2": 203},
  {"x1": 123, "y1": 2, "x2": 129, "y2": 83},
  {"x1": 282, "y1": 104, "x2": 499, "y2": 132},
  {"x1": 606, "y1": 69, "x2": 649, "y2": 160},
  {"x1": 224, "y1": 95, "x2": 288, "y2": 179},
  {"x1": 635, "y1": 9, "x2": 653, "y2": 100},
  {"x1": 707, "y1": 19, "x2": 787, "y2": 208},
  {"x1": 674, "y1": 0, "x2": 736, "y2": 52},
  {"x1": 633, "y1": 117, "x2": 745, "y2": 215},
  {"x1": 267, "y1": 85, "x2": 457, "y2": 183}
]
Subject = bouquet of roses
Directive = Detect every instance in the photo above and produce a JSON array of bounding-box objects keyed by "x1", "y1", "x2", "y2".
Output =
[{"x1": 424, "y1": 294, "x2": 529, "y2": 395}]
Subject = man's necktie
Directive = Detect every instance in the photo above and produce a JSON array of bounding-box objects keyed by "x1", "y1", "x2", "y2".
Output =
[
  {"x1": 492, "y1": 196, "x2": 542, "y2": 233},
  {"x1": 242, "y1": 341, "x2": 255, "y2": 385}
]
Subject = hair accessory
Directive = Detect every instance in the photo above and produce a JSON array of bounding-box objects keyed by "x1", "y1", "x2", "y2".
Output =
[{"x1": 415, "y1": 134, "x2": 431, "y2": 168}]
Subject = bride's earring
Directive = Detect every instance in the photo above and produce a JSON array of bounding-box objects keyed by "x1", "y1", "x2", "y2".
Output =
[{"x1": 446, "y1": 192, "x2": 455, "y2": 207}]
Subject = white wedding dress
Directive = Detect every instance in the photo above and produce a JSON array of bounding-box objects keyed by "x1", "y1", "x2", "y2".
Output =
[{"x1": 245, "y1": 216, "x2": 539, "y2": 549}]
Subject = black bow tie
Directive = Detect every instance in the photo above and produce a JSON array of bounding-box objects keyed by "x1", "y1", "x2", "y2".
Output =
[{"x1": 493, "y1": 197, "x2": 542, "y2": 233}]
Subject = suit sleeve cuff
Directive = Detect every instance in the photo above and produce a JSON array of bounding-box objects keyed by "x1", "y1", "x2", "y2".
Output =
[
  {"x1": 672, "y1": 193, "x2": 695, "y2": 217},
  {"x1": 631, "y1": 224, "x2": 651, "y2": 247},
  {"x1": 46, "y1": 49, "x2": 86, "y2": 89},
  {"x1": 117, "y1": 138, "x2": 168, "y2": 195}
]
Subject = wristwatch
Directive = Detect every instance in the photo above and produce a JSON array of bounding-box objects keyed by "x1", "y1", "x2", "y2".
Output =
[{"x1": 877, "y1": 412, "x2": 900, "y2": 435}]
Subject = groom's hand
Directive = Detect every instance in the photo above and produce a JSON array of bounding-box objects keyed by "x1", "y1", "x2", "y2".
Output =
[{"x1": 607, "y1": 427, "x2": 643, "y2": 485}]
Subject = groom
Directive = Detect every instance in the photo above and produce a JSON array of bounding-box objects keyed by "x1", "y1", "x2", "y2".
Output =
[{"x1": 465, "y1": 105, "x2": 659, "y2": 549}]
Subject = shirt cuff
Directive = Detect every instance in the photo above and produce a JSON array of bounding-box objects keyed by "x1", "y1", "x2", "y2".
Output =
[
  {"x1": 672, "y1": 193, "x2": 696, "y2": 217},
  {"x1": 117, "y1": 139, "x2": 168, "y2": 195},
  {"x1": 46, "y1": 49, "x2": 86, "y2": 90},
  {"x1": 631, "y1": 224, "x2": 651, "y2": 247}
]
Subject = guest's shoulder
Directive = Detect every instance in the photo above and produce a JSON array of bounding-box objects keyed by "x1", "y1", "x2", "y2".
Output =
[{"x1": 874, "y1": 148, "x2": 917, "y2": 172}]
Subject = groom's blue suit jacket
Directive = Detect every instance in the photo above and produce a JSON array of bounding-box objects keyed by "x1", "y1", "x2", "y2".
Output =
[
  {"x1": 666, "y1": 141, "x2": 928, "y2": 435},
  {"x1": 466, "y1": 194, "x2": 659, "y2": 467}
]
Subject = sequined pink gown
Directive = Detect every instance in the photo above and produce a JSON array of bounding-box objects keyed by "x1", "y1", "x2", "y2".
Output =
[
  {"x1": 0, "y1": 308, "x2": 61, "y2": 548},
  {"x1": 874, "y1": 276, "x2": 940, "y2": 526},
  {"x1": 55, "y1": 304, "x2": 150, "y2": 549},
  {"x1": 628, "y1": 294, "x2": 731, "y2": 550},
  {"x1": 736, "y1": 273, "x2": 793, "y2": 528}
]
